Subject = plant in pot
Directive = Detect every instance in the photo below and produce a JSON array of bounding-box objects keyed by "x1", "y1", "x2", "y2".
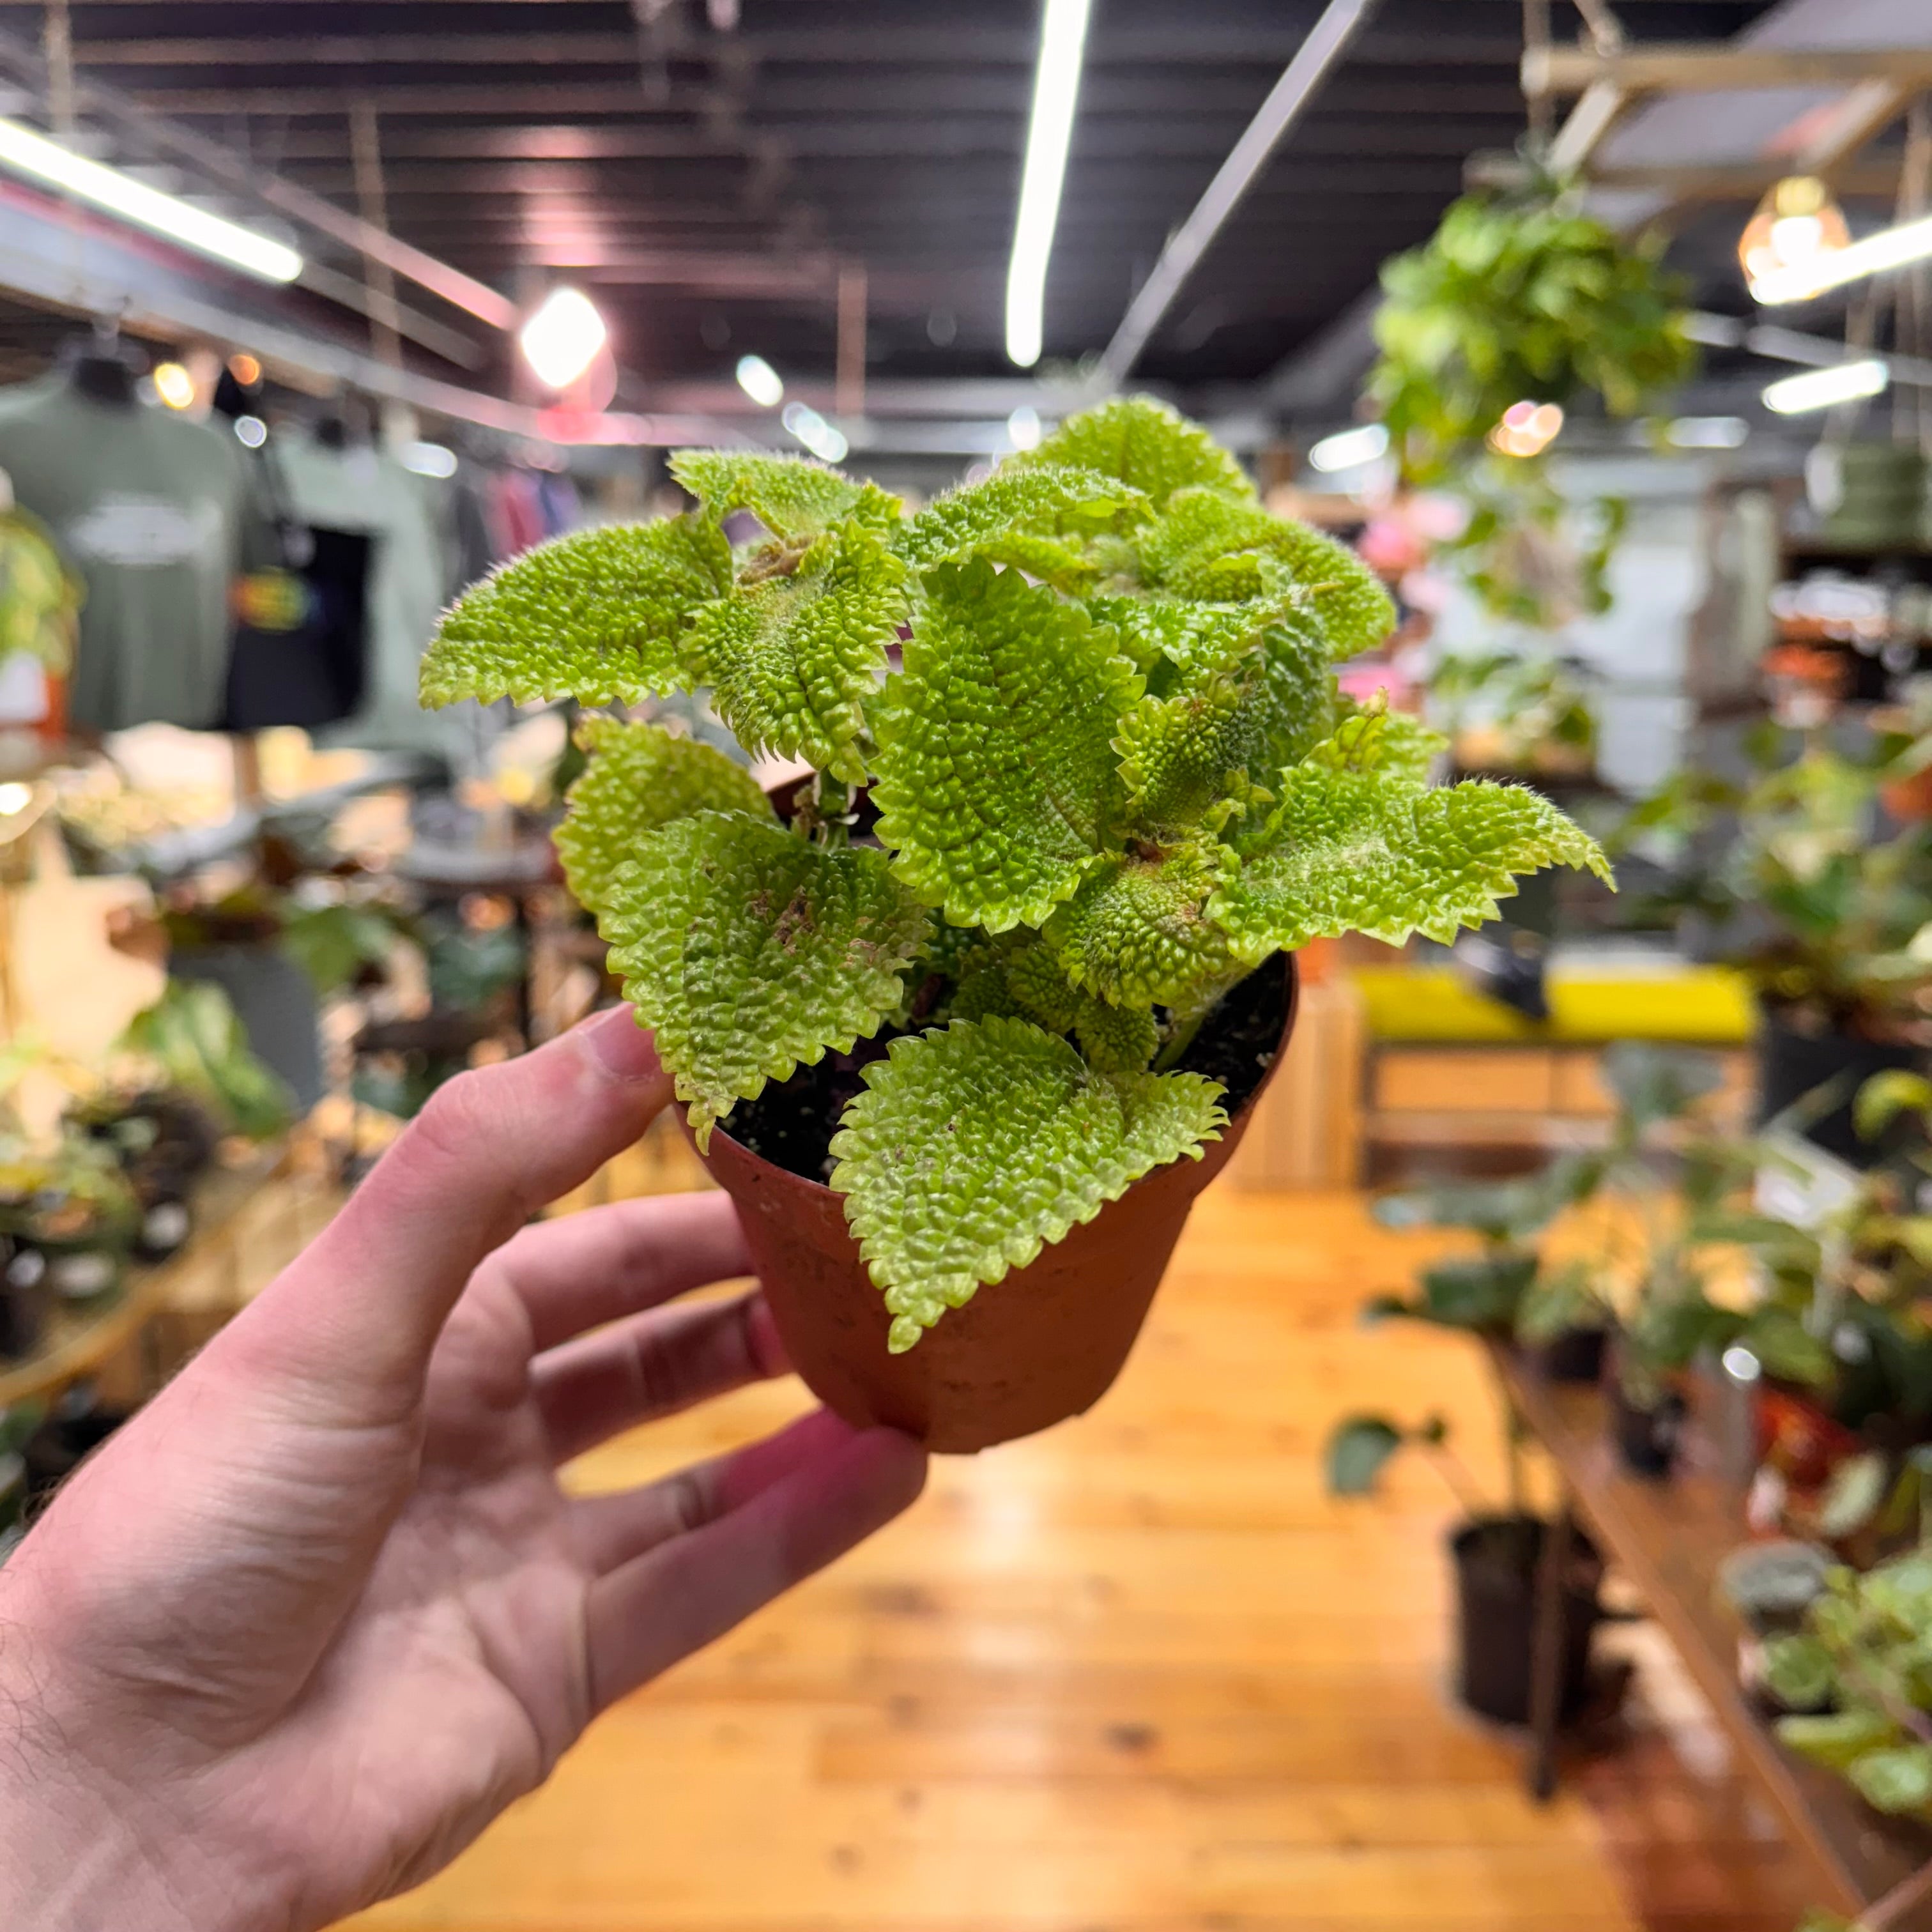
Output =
[
  {"x1": 67, "y1": 1086, "x2": 219, "y2": 1262},
  {"x1": 420, "y1": 397, "x2": 1607, "y2": 1452},
  {"x1": 0, "y1": 1130, "x2": 139, "y2": 1319},
  {"x1": 1326, "y1": 1407, "x2": 1605, "y2": 1728},
  {"x1": 115, "y1": 978, "x2": 293, "y2": 1144},
  {"x1": 1426, "y1": 649, "x2": 1599, "y2": 785},
  {"x1": 1612, "y1": 719, "x2": 1932, "y2": 1166},
  {"x1": 1367, "y1": 182, "x2": 1694, "y2": 630},
  {"x1": 1368, "y1": 1153, "x2": 1614, "y2": 1379}
]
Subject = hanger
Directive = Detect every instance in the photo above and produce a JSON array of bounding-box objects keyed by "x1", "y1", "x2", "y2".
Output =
[{"x1": 56, "y1": 316, "x2": 142, "y2": 408}]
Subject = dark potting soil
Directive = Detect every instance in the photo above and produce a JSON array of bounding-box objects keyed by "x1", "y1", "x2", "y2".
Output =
[{"x1": 724, "y1": 953, "x2": 1291, "y2": 1185}]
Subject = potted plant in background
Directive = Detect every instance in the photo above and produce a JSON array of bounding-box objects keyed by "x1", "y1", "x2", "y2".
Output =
[
  {"x1": 1327, "y1": 1406, "x2": 1606, "y2": 1728},
  {"x1": 1613, "y1": 720, "x2": 1932, "y2": 1164},
  {"x1": 420, "y1": 396, "x2": 1609, "y2": 1451}
]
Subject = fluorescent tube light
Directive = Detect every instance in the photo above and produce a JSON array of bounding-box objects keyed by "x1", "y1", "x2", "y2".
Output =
[
  {"x1": 1761, "y1": 358, "x2": 1889, "y2": 415},
  {"x1": 1751, "y1": 211, "x2": 1932, "y2": 306},
  {"x1": 1307, "y1": 422, "x2": 1388, "y2": 473},
  {"x1": 735, "y1": 353, "x2": 783, "y2": 407},
  {"x1": 1666, "y1": 415, "x2": 1749, "y2": 450},
  {"x1": 0, "y1": 116, "x2": 302, "y2": 283},
  {"x1": 402, "y1": 440, "x2": 458, "y2": 479},
  {"x1": 1005, "y1": 0, "x2": 1092, "y2": 368}
]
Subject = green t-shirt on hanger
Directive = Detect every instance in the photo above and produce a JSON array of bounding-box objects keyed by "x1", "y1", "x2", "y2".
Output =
[{"x1": 0, "y1": 377, "x2": 253, "y2": 733}]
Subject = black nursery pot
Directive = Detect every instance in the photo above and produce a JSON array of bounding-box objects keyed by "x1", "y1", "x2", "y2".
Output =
[
  {"x1": 1451, "y1": 1514, "x2": 1603, "y2": 1727},
  {"x1": 1754, "y1": 1004, "x2": 1924, "y2": 1168},
  {"x1": 1611, "y1": 1383, "x2": 1687, "y2": 1480},
  {"x1": 1534, "y1": 1324, "x2": 1610, "y2": 1386},
  {"x1": 0, "y1": 1237, "x2": 47, "y2": 1360}
]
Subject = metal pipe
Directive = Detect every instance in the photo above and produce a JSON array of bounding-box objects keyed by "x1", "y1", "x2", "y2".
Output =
[{"x1": 1099, "y1": 0, "x2": 1379, "y2": 386}]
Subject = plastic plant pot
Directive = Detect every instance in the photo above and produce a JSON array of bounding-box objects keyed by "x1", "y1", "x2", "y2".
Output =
[
  {"x1": 1451, "y1": 1512, "x2": 1604, "y2": 1726},
  {"x1": 688, "y1": 954, "x2": 1298, "y2": 1454}
]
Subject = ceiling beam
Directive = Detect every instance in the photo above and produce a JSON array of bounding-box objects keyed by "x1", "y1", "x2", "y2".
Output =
[
  {"x1": 1466, "y1": 151, "x2": 1905, "y2": 198},
  {"x1": 1546, "y1": 79, "x2": 1632, "y2": 176},
  {"x1": 1525, "y1": 43, "x2": 1932, "y2": 98},
  {"x1": 1786, "y1": 76, "x2": 1915, "y2": 178}
]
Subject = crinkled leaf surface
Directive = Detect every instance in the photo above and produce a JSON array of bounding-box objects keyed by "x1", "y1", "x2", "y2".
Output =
[
  {"x1": 669, "y1": 450, "x2": 901, "y2": 540},
  {"x1": 599, "y1": 811, "x2": 928, "y2": 1145},
  {"x1": 872, "y1": 557, "x2": 1140, "y2": 930},
  {"x1": 1212, "y1": 768, "x2": 1612, "y2": 956},
  {"x1": 1046, "y1": 839, "x2": 1238, "y2": 1008},
  {"x1": 1021, "y1": 396, "x2": 1255, "y2": 511},
  {"x1": 1137, "y1": 489, "x2": 1395, "y2": 660},
  {"x1": 899, "y1": 463, "x2": 1149, "y2": 574},
  {"x1": 830, "y1": 1015, "x2": 1226, "y2": 1349},
  {"x1": 420, "y1": 514, "x2": 727, "y2": 707},
  {"x1": 689, "y1": 524, "x2": 907, "y2": 783},
  {"x1": 555, "y1": 717, "x2": 770, "y2": 919}
]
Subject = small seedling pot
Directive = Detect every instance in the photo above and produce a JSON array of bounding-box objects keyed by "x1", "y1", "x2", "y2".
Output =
[
  {"x1": 689, "y1": 955, "x2": 1298, "y2": 1453},
  {"x1": 1451, "y1": 1512, "x2": 1603, "y2": 1727},
  {"x1": 1533, "y1": 1323, "x2": 1610, "y2": 1386}
]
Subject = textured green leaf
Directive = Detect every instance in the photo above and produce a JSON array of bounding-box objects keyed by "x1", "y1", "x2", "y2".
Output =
[
  {"x1": 898, "y1": 463, "x2": 1149, "y2": 574},
  {"x1": 555, "y1": 717, "x2": 770, "y2": 920},
  {"x1": 1212, "y1": 769, "x2": 1611, "y2": 957},
  {"x1": 1073, "y1": 999, "x2": 1160, "y2": 1073},
  {"x1": 829, "y1": 1015, "x2": 1226, "y2": 1349},
  {"x1": 599, "y1": 811, "x2": 929, "y2": 1146},
  {"x1": 999, "y1": 938, "x2": 1158, "y2": 1071},
  {"x1": 668, "y1": 450, "x2": 901, "y2": 541},
  {"x1": 689, "y1": 524, "x2": 907, "y2": 783},
  {"x1": 420, "y1": 514, "x2": 728, "y2": 707},
  {"x1": 872, "y1": 557, "x2": 1140, "y2": 930},
  {"x1": 1021, "y1": 395, "x2": 1255, "y2": 511},
  {"x1": 1137, "y1": 489, "x2": 1396, "y2": 660},
  {"x1": 1045, "y1": 840, "x2": 1238, "y2": 1008}
]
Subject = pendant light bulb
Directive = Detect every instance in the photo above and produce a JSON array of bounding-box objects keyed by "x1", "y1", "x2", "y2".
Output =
[
  {"x1": 1740, "y1": 176, "x2": 1850, "y2": 303},
  {"x1": 519, "y1": 288, "x2": 608, "y2": 392}
]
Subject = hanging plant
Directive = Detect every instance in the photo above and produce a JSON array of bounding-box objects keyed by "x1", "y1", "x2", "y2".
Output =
[{"x1": 1365, "y1": 187, "x2": 1695, "y2": 631}]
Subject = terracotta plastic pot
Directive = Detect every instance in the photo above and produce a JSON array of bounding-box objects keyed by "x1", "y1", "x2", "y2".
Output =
[{"x1": 688, "y1": 955, "x2": 1298, "y2": 1453}]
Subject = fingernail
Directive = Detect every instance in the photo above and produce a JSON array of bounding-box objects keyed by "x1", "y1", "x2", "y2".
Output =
[{"x1": 578, "y1": 1004, "x2": 663, "y2": 1083}]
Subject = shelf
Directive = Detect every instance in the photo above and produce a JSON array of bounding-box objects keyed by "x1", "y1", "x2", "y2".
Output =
[
  {"x1": 0, "y1": 1140, "x2": 289, "y2": 1409},
  {"x1": 1496, "y1": 1349, "x2": 1932, "y2": 1922}
]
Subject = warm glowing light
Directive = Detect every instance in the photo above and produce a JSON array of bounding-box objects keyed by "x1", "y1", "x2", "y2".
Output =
[
  {"x1": 1308, "y1": 422, "x2": 1390, "y2": 473},
  {"x1": 518, "y1": 287, "x2": 608, "y2": 392},
  {"x1": 1006, "y1": 0, "x2": 1093, "y2": 367},
  {"x1": 0, "y1": 781, "x2": 32, "y2": 816},
  {"x1": 151, "y1": 360, "x2": 195, "y2": 410},
  {"x1": 1487, "y1": 399, "x2": 1564, "y2": 459},
  {"x1": 781, "y1": 400, "x2": 848, "y2": 464},
  {"x1": 402, "y1": 440, "x2": 457, "y2": 479},
  {"x1": 227, "y1": 352, "x2": 261, "y2": 387},
  {"x1": 233, "y1": 414, "x2": 266, "y2": 447},
  {"x1": 0, "y1": 118, "x2": 302, "y2": 282},
  {"x1": 1740, "y1": 176, "x2": 1850, "y2": 303},
  {"x1": 1762, "y1": 358, "x2": 1889, "y2": 414},
  {"x1": 1007, "y1": 404, "x2": 1042, "y2": 450},
  {"x1": 735, "y1": 353, "x2": 784, "y2": 408}
]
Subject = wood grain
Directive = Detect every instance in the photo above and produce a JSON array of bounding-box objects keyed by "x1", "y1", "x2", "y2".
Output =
[{"x1": 337, "y1": 1184, "x2": 1824, "y2": 1932}]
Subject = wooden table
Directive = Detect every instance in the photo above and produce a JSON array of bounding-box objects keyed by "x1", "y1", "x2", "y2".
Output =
[
  {"x1": 1498, "y1": 1348, "x2": 1932, "y2": 1925},
  {"x1": 0, "y1": 1140, "x2": 289, "y2": 1409}
]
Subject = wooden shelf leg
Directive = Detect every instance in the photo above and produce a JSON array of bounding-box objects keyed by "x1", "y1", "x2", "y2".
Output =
[{"x1": 1528, "y1": 1499, "x2": 1575, "y2": 1804}]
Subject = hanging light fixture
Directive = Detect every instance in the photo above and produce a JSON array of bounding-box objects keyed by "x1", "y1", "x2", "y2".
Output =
[
  {"x1": 1740, "y1": 175, "x2": 1850, "y2": 303},
  {"x1": 518, "y1": 288, "x2": 608, "y2": 392}
]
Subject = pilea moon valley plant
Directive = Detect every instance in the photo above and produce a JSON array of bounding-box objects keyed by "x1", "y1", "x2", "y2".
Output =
[{"x1": 421, "y1": 399, "x2": 1608, "y2": 1358}]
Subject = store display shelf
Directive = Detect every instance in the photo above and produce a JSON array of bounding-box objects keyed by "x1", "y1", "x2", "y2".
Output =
[
  {"x1": 0, "y1": 1139, "x2": 289, "y2": 1409},
  {"x1": 1498, "y1": 1348, "x2": 1932, "y2": 1922}
]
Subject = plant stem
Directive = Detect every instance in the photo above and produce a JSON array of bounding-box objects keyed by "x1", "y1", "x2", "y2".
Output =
[
  {"x1": 1421, "y1": 1441, "x2": 1490, "y2": 1520},
  {"x1": 1862, "y1": 1853, "x2": 1932, "y2": 1931},
  {"x1": 813, "y1": 772, "x2": 852, "y2": 848}
]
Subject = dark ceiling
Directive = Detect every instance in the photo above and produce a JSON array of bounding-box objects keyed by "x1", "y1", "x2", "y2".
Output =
[{"x1": 8, "y1": 0, "x2": 1786, "y2": 398}]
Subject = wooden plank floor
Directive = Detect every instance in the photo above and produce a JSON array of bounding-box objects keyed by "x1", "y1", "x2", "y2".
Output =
[{"x1": 339, "y1": 1179, "x2": 1820, "y2": 1932}]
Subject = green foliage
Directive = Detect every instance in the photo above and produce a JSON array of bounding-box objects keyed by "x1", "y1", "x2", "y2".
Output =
[
  {"x1": 554, "y1": 716, "x2": 770, "y2": 921},
  {"x1": 0, "y1": 505, "x2": 80, "y2": 674},
  {"x1": 1769, "y1": 1551, "x2": 1932, "y2": 1823},
  {"x1": 1613, "y1": 722, "x2": 1932, "y2": 1034},
  {"x1": 830, "y1": 1016, "x2": 1225, "y2": 1351},
  {"x1": 598, "y1": 811, "x2": 930, "y2": 1147},
  {"x1": 117, "y1": 979, "x2": 291, "y2": 1140},
  {"x1": 1213, "y1": 764, "x2": 1610, "y2": 956},
  {"x1": 1429, "y1": 650, "x2": 1598, "y2": 773},
  {"x1": 871, "y1": 556, "x2": 1139, "y2": 931},
  {"x1": 1326, "y1": 1415, "x2": 1407, "y2": 1496},
  {"x1": 434, "y1": 398, "x2": 1607, "y2": 1342},
  {"x1": 691, "y1": 523, "x2": 907, "y2": 783},
  {"x1": 1368, "y1": 190, "x2": 1694, "y2": 483},
  {"x1": 420, "y1": 514, "x2": 728, "y2": 707}
]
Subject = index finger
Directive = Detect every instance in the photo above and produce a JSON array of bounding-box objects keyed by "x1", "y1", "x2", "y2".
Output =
[{"x1": 222, "y1": 1006, "x2": 673, "y2": 1416}]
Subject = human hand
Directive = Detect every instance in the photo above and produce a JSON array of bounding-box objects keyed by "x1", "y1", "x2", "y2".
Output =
[{"x1": 0, "y1": 1009, "x2": 927, "y2": 1932}]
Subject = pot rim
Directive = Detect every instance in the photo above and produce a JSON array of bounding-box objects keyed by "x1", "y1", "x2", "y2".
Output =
[{"x1": 701, "y1": 949, "x2": 1301, "y2": 1204}]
